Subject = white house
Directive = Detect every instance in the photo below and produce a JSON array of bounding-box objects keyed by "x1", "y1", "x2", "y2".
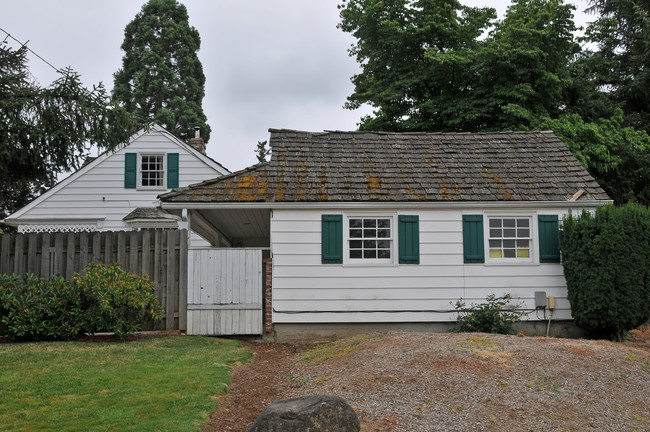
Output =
[
  {"x1": 4, "y1": 125, "x2": 229, "y2": 237},
  {"x1": 160, "y1": 129, "x2": 611, "y2": 340}
]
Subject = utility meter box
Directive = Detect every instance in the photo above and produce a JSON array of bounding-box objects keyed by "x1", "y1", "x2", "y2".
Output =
[{"x1": 534, "y1": 291, "x2": 547, "y2": 309}]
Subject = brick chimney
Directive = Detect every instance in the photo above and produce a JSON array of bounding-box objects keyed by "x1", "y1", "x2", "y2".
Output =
[{"x1": 188, "y1": 126, "x2": 206, "y2": 154}]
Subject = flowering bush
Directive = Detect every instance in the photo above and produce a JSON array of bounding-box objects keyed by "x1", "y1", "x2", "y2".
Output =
[
  {"x1": 454, "y1": 294, "x2": 523, "y2": 335},
  {"x1": 74, "y1": 263, "x2": 163, "y2": 337}
]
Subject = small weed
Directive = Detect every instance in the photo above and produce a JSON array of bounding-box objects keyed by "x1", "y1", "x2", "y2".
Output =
[
  {"x1": 314, "y1": 375, "x2": 330, "y2": 385},
  {"x1": 301, "y1": 334, "x2": 382, "y2": 365},
  {"x1": 528, "y1": 377, "x2": 562, "y2": 392},
  {"x1": 450, "y1": 405, "x2": 464, "y2": 412},
  {"x1": 490, "y1": 414, "x2": 497, "y2": 423},
  {"x1": 496, "y1": 378, "x2": 510, "y2": 388},
  {"x1": 623, "y1": 352, "x2": 650, "y2": 373},
  {"x1": 633, "y1": 415, "x2": 646, "y2": 422}
]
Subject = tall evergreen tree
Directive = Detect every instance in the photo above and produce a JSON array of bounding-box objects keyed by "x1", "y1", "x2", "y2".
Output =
[
  {"x1": 113, "y1": 0, "x2": 210, "y2": 143},
  {"x1": 572, "y1": 0, "x2": 650, "y2": 132}
]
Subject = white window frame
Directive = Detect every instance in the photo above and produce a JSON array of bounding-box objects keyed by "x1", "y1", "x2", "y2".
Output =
[
  {"x1": 138, "y1": 153, "x2": 166, "y2": 190},
  {"x1": 343, "y1": 213, "x2": 397, "y2": 266},
  {"x1": 484, "y1": 213, "x2": 536, "y2": 264}
]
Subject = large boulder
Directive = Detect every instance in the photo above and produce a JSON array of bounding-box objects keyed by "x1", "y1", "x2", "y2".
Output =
[{"x1": 247, "y1": 394, "x2": 360, "y2": 432}]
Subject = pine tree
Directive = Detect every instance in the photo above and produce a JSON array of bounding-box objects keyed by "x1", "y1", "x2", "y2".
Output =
[{"x1": 112, "y1": 0, "x2": 211, "y2": 143}]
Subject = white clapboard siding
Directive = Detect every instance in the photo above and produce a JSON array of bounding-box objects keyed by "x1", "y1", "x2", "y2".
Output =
[
  {"x1": 9, "y1": 127, "x2": 227, "y2": 232},
  {"x1": 271, "y1": 208, "x2": 577, "y2": 324},
  {"x1": 187, "y1": 249, "x2": 262, "y2": 335}
]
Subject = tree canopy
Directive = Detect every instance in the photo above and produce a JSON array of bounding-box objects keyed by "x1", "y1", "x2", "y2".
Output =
[
  {"x1": 338, "y1": 0, "x2": 579, "y2": 132},
  {"x1": 112, "y1": 0, "x2": 210, "y2": 143},
  {"x1": 338, "y1": 0, "x2": 650, "y2": 205},
  {"x1": 575, "y1": 0, "x2": 650, "y2": 132},
  {"x1": 0, "y1": 43, "x2": 136, "y2": 220}
]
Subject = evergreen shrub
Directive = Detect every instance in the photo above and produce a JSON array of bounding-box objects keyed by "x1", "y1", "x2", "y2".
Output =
[
  {"x1": 0, "y1": 274, "x2": 85, "y2": 340},
  {"x1": 77, "y1": 263, "x2": 163, "y2": 337},
  {"x1": 560, "y1": 204, "x2": 650, "y2": 340},
  {"x1": 0, "y1": 263, "x2": 163, "y2": 341}
]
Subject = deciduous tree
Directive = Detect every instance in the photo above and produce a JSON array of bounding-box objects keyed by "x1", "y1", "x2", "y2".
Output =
[{"x1": 338, "y1": 0, "x2": 579, "y2": 132}]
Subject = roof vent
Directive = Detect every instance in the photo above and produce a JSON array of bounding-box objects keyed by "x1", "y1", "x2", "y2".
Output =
[{"x1": 188, "y1": 126, "x2": 206, "y2": 155}]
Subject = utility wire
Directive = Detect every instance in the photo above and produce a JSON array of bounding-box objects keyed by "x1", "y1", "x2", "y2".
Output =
[{"x1": 0, "y1": 26, "x2": 65, "y2": 74}]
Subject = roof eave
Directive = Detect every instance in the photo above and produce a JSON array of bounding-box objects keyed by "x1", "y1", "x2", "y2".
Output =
[{"x1": 160, "y1": 199, "x2": 613, "y2": 211}]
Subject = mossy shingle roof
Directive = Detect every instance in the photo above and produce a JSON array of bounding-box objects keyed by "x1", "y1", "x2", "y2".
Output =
[{"x1": 159, "y1": 129, "x2": 609, "y2": 203}]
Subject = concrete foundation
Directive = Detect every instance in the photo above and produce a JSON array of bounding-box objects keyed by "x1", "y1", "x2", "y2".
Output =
[{"x1": 272, "y1": 320, "x2": 585, "y2": 343}]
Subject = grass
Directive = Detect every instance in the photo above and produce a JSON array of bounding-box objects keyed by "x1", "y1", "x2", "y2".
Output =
[{"x1": 0, "y1": 336, "x2": 251, "y2": 432}]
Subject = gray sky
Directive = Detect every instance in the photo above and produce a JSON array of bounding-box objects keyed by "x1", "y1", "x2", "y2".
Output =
[{"x1": 2, "y1": 0, "x2": 592, "y2": 173}]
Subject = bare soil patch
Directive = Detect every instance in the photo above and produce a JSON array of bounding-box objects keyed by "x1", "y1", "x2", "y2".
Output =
[{"x1": 204, "y1": 329, "x2": 650, "y2": 432}]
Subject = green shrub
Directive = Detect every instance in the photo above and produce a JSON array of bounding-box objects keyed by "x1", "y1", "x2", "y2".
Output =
[
  {"x1": 0, "y1": 274, "x2": 86, "y2": 341},
  {"x1": 0, "y1": 263, "x2": 164, "y2": 341},
  {"x1": 560, "y1": 204, "x2": 650, "y2": 340},
  {"x1": 454, "y1": 294, "x2": 523, "y2": 335},
  {"x1": 74, "y1": 263, "x2": 163, "y2": 337}
]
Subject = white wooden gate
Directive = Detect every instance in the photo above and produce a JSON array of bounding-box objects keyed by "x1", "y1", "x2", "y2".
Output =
[{"x1": 187, "y1": 248, "x2": 263, "y2": 335}]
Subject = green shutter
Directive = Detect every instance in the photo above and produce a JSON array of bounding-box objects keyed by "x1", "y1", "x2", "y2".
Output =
[
  {"x1": 167, "y1": 153, "x2": 179, "y2": 188},
  {"x1": 124, "y1": 153, "x2": 137, "y2": 188},
  {"x1": 398, "y1": 215, "x2": 420, "y2": 264},
  {"x1": 322, "y1": 215, "x2": 343, "y2": 264},
  {"x1": 463, "y1": 215, "x2": 484, "y2": 263},
  {"x1": 538, "y1": 215, "x2": 560, "y2": 263}
]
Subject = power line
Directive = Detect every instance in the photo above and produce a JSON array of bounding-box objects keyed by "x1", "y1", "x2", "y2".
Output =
[{"x1": 0, "y1": 26, "x2": 64, "y2": 74}]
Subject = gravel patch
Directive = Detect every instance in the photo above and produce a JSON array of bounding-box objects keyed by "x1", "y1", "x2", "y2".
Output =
[{"x1": 287, "y1": 332, "x2": 650, "y2": 432}]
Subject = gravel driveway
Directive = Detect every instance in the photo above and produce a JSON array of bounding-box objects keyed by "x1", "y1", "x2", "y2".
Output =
[{"x1": 205, "y1": 330, "x2": 650, "y2": 432}]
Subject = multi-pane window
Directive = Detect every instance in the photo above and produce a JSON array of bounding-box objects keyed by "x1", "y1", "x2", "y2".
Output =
[
  {"x1": 348, "y1": 217, "x2": 392, "y2": 260},
  {"x1": 140, "y1": 155, "x2": 164, "y2": 187},
  {"x1": 488, "y1": 217, "x2": 531, "y2": 259}
]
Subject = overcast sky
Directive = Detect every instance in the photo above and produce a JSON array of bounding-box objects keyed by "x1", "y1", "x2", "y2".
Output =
[{"x1": 3, "y1": 0, "x2": 592, "y2": 173}]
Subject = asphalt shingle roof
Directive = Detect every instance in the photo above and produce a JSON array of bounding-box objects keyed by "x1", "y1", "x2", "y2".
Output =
[{"x1": 159, "y1": 129, "x2": 610, "y2": 203}]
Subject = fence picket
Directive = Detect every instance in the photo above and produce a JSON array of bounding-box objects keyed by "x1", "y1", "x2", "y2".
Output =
[
  {"x1": 40, "y1": 233, "x2": 50, "y2": 279},
  {"x1": 13, "y1": 234, "x2": 24, "y2": 277},
  {"x1": 66, "y1": 233, "x2": 76, "y2": 280},
  {"x1": 165, "y1": 230, "x2": 177, "y2": 330},
  {"x1": 0, "y1": 234, "x2": 10, "y2": 274}
]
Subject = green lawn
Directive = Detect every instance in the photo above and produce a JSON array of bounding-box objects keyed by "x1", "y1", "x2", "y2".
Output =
[{"x1": 0, "y1": 336, "x2": 251, "y2": 431}]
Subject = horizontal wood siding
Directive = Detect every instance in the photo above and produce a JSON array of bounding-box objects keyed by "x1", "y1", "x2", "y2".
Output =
[
  {"x1": 0, "y1": 229, "x2": 188, "y2": 331},
  {"x1": 11, "y1": 130, "x2": 227, "y2": 231},
  {"x1": 271, "y1": 208, "x2": 574, "y2": 324}
]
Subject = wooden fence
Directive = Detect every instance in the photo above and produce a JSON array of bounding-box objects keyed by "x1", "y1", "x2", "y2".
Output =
[{"x1": 0, "y1": 229, "x2": 188, "y2": 331}]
